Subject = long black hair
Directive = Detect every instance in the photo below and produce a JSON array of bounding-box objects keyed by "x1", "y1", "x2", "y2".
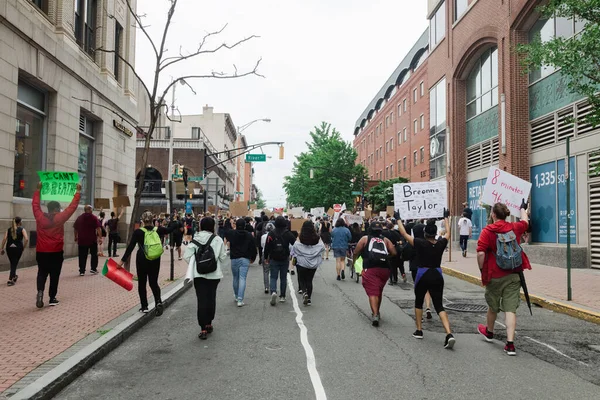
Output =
[{"x1": 299, "y1": 221, "x2": 320, "y2": 245}]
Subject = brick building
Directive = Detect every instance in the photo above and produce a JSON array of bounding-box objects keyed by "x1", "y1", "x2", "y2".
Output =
[
  {"x1": 354, "y1": 0, "x2": 600, "y2": 268},
  {"x1": 1, "y1": 0, "x2": 144, "y2": 268}
]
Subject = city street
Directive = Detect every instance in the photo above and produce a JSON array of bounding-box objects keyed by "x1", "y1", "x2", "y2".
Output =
[{"x1": 54, "y1": 259, "x2": 600, "y2": 400}]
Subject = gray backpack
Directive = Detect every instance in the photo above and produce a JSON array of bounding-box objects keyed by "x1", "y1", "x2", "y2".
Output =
[{"x1": 495, "y1": 231, "x2": 523, "y2": 271}]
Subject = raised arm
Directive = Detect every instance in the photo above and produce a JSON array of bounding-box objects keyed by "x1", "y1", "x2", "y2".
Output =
[
  {"x1": 55, "y1": 184, "x2": 82, "y2": 225},
  {"x1": 397, "y1": 220, "x2": 414, "y2": 246},
  {"x1": 118, "y1": 206, "x2": 125, "y2": 220},
  {"x1": 443, "y1": 217, "x2": 451, "y2": 241}
]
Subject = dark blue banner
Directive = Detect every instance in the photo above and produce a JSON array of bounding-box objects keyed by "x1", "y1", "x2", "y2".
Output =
[
  {"x1": 467, "y1": 179, "x2": 487, "y2": 240},
  {"x1": 557, "y1": 157, "x2": 576, "y2": 244}
]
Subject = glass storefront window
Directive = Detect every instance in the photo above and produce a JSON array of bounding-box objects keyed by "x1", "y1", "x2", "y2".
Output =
[
  {"x1": 429, "y1": 78, "x2": 447, "y2": 180},
  {"x1": 14, "y1": 82, "x2": 46, "y2": 198}
]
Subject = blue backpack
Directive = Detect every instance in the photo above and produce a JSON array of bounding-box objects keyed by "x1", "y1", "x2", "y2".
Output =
[{"x1": 495, "y1": 231, "x2": 523, "y2": 271}]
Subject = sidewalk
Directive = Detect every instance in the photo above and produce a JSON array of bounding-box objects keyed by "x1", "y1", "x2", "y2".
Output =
[
  {"x1": 0, "y1": 251, "x2": 188, "y2": 395},
  {"x1": 443, "y1": 250, "x2": 600, "y2": 315}
]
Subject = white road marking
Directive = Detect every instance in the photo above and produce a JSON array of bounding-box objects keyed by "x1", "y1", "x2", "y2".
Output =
[
  {"x1": 287, "y1": 275, "x2": 328, "y2": 400},
  {"x1": 524, "y1": 336, "x2": 589, "y2": 367}
]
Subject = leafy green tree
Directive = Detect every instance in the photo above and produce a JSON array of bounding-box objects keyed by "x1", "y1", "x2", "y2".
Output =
[
  {"x1": 518, "y1": 0, "x2": 600, "y2": 130},
  {"x1": 284, "y1": 122, "x2": 366, "y2": 210},
  {"x1": 249, "y1": 189, "x2": 266, "y2": 209},
  {"x1": 365, "y1": 178, "x2": 409, "y2": 212}
]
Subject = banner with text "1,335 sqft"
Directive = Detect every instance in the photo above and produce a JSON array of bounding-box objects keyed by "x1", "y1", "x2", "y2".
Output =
[{"x1": 37, "y1": 171, "x2": 79, "y2": 202}]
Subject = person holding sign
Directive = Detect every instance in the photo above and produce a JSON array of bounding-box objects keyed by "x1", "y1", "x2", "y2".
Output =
[
  {"x1": 32, "y1": 182, "x2": 82, "y2": 308},
  {"x1": 476, "y1": 201, "x2": 530, "y2": 357},
  {"x1": 397, "y1": 214, "x2": 456, "y2": 349}
]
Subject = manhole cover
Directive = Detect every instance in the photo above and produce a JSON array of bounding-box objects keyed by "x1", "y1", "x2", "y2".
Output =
[{"x1": 445, "y1": 303, "x2": 488, "y2": 313}]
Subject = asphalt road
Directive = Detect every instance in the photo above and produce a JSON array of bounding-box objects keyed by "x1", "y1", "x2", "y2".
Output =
[{"x1": 55, "y1": 258, "x2": 600, "y2": 400}]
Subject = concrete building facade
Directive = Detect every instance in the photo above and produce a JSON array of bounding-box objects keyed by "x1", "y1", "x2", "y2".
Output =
[
  {"x1": 353, "y1": 0, "x2": 600, "y2": 269},
  {"x1": 1, "y1": 0, "x2": 144, "y2": 268}
]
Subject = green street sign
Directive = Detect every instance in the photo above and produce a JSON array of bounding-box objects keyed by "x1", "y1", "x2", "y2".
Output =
[
  {"x1": 246, "y1": 154, "x2": 267, "y2": 162},
  {"x1": 235, "y1": 191, "x2": 244, "y2": 195},
  {"x1": 188, "y1": 176, "x2": 204, "y2": 182},
  {"x1": 172, "y1": 174, "x2": 182, "y2": 180},
  {"x1": 351, "y1": 191, "x2": 362, "y2": 196}
]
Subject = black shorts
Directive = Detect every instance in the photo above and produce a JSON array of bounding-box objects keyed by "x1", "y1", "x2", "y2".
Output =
[{"x1": 172, "y1": 235, "x2": 183, "y2": 247}]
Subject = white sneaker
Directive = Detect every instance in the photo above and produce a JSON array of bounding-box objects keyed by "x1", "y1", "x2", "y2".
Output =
[
  {"x1": 279, "y1": 297, "x2": 286, "y2": 303},
  {"x1": 270, "y1": 292, "x2": 277, "y2": 306},
  {"x1": 237, "y1": 300, "x2": 245, "y2": 307}
]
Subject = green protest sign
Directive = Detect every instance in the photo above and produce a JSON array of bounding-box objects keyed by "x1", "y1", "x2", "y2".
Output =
[{"x1": 37, "y1": 171, "x2": 79, "y2": 202}]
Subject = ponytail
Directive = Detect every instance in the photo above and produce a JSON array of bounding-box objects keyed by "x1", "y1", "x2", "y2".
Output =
[{"x1": 11, "y1": 217, "x2": 21, "y2": 241}]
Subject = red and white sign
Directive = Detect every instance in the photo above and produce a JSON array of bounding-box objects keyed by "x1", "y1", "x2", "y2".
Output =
[
  {"x1": 481, "y1": 167, "x2": 532, "y2": 216},
  {"x1": 333, "y1": 204, "x2": 342, "y2": 213}
]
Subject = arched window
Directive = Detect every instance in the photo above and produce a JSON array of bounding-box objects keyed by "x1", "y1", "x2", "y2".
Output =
[
  {"x1": 466, "y1": 47, "x2": 498, "y2": 120},
  {"x1": 414, "y1": 49, "x2": 429, "y2": 70}
]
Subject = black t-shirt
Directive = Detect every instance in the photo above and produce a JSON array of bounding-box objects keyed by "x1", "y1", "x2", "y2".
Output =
[
  {"x1": 169, "y1": 220, "x2": 183, "y2": 237},
  {"x1": 412, "y1": 237, "x2": 448, "y2": 269},
  {"x1": 381, "y1": 229, "x2": 401, "y2": 245},
  {"x1": 245, "y1": 224, "x2": 255, "y2": 234},
  {"x1": 226, "y1": 230, "x2": 257, "y2": 260}
]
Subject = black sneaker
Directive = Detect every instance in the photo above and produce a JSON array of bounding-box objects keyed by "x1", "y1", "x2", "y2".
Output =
[
  {"x1": 303, "y1": 293, "x2": 309, "y2": 305},
  {"x1": 372, "y1": 314, "x2": 380, "y2": 327},
  {"x1": 426, "y1": 308, "x2": 433, "y2": 319},
  {"x1": 36, "y1": 290, "x2": 44, "y2": 308},
  {"x1": 412, "y1": 330, "x2": 424, "y2": 339},
  {"x1": 139, "y1": 307, "x2": 149, "y2": 313},
  {"x1": 306, "y1": 299, "x2": 312, "y2": 306},
  {"x1": 264, "y1": 288, "x2": 269, "y2": 294},
  {"x1": 206, "y1": 325, "x2": 214, "y2": 334},
  {"x1": 155, "y1": 302, "x2": 164, "y2": 317},
  {"x1": 90, "y1": 269, "x2": 99, "y2": 275},
  {"x1": 444, "y1": 334, "x2": 456, "y2": 349},
  {"x1": 336, "y1": 275, "x2": 341, "y2": 281},
  {"x1": 199, "y1": 330, "x2": 208, "y2": 340},
  {"x1": 7, "y1": 280, "x2": 14, "y2": 286},
  {"x1": 341, "y1": 270, "x2": 345, "y2": 280},
  {"x1": 290, "y1": 270, "x2": 295, "y2": 276},
  {"x1": 388, "y1": 280, "x2": 395, "y2": 286},
  {"x1": 49, "y1": 298, "x2": 59, "y2": 306}
]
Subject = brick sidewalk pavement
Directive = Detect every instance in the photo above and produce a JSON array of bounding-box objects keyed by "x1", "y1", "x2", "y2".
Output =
[
  {"x1": 443, "y1": 250, "x2": 600, "y2": 312},
  {"x1": 0, "y1": 251, "x2": 188, "y2": 394}
]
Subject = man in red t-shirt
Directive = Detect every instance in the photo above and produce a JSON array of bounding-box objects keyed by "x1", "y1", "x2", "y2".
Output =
[
  {"x1": 74, "y1": 205, "x2": 102, "y2": 276},
  {"x1": 476, "y1": 201, "x2": 530, "y2": 356}
]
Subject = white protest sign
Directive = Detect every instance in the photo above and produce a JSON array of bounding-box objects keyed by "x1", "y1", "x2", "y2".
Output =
[
  {"x1": 393, "y1": 181, "x2": 447, "y2": 220},
  {"x1": 310, "y1": 207, "x2": 325, "y2": 217},
  {"x1": 253, "y1": 210, "x2": 262, "y2": 218},
  {"x1": 289, "y1": 207, "x2": 304, "y2": 217},
  {"x1": 481, "y1": 167, "x2": 532, "y2": 217},
  {"x1": 342, "y1": 214, "x2": 363, "y2": 227},
  {"x1": 379, "y1": 211, "x2": 387, "y2": 218}
]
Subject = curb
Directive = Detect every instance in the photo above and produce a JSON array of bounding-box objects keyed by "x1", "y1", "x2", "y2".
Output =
[
  {"x1": 10, "y1": 279, "x2": 193, "y2": 400},
  {"x1": 442, "y1": 266, "x2": 600, "y2": 326}
]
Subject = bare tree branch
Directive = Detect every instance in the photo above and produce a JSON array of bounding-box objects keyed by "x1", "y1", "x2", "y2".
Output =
[
  {"x1": 95, "y1": 48, "x2": 152, "y2": 101},
  {"x1": 159, "y1": 24, "x2": 260, "y2": 72},
  {"x1": 124, "y1": 0, "x2": 159, "y2": 59},
  {"x1": 157, "y1": 58, "x2": 264, "y2": 106}
]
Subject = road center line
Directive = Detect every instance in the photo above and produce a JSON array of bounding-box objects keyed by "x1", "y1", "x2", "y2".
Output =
[
  {"x1": 287, "y1": 275, "x2": 328, "y2": 400},
  {"x1": 524, "y1": 336, "x2": 589, "y2": 366}
]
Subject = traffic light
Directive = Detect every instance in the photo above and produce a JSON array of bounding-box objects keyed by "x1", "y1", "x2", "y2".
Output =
[{"x1": 279, "y1": 145, "x2": 284, "y2": 160}]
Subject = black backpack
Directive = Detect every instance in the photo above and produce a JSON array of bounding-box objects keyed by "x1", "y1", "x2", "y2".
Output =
[
  {"x1": 397, "y1": 238, "x2": 416, "y2": 262},
  {"x1": 269, "y1": 232, "x2": 288, "y2": 261},
  {"x1": 191, "y1": 235, "x2": 218, "y2": 274},
  {"x1": 366, "y1": 235, "x2": 389, "y2": 266}
]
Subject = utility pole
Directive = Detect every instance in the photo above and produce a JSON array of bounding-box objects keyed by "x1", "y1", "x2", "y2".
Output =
[{"x1": 167, "y1": 82, "x2": 176, "y2": 215}]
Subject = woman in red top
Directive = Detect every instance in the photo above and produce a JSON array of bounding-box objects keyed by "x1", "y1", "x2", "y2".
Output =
[{"x1": 476, "y1": 201, "x2": 530, "y2": 356}]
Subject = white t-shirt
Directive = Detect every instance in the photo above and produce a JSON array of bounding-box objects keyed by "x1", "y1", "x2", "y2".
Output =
[{"x1": 458, "y1": 217, "x2": 473, "y2": 236}]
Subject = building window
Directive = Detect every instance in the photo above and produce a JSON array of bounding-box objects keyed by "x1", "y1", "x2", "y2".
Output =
[
  {"x1": 398, "y1": 160, "x2": 402, "y2": 172},
  {"x1": 390, "y1": 137, "x2": 394, "y2": 151},
  {"x1": 420, "y1": 147, "x2": 425, "y2": 163},
  {"x1": 413, "y1": 151, "x2": 418, "y2": 166},
  {"x1": 467, "y1": 47, "x2": 498, "y2": 120},
  {"x1": 398, "y1": 104, "x2": 401, "y2": 116},
  {"x1": 391, "y1": 112, "x2": 394, "y2": 124},
  {"x1": 74, "y1": 0, "x2": 98, "y2": 58},
  {"x1": 386, "y1": 116, "x2": 389, "y2": 127},
  {"x1": 420, "y1": 81, "x2": 424, "y2": 97},
  {"x1": 385, "y1": 141, "x2": 389, "y2": 153},
  {"x1": 430, "y1": 1, "x2": 446, "y2": 47},
  {"x1": 413, "y1": 88, "x2": 418, "y2": 103},
  {"x1": 191, "y1": 127, "x2": 201, "y2": 139},
  {"x1": 403, "y1": 127, "x2": 407, "y2": 142},
  {"x1": 386, "y1": 167, "x2": 389, "y2": 179},
  {"x1": 429, "y1": 78, "x2": 447, "y2": 179},
  {"x1": 420, "y1": 114, "x2": 425, "y2": 130},
  {"x1": 403, "y1": 99, "x2": 407, "y2": 112},
  {"x1": 398, "y1": 131, "x2": 402, "y2": 144},
  {"x1": 455, "y1": 0, "x2": 468, "y2": 21},
  {"x1": 403, "y1": 157, "x2": 407, "y2": 171},
  {"x1": 78, "y1": 114, "x2": 95, "y2": 205},
  {"x1": 114, "y1": 22, "x2": 123, "y2": 83},
  {"x1": 413, "y1": 119, "x2": 418, "y2": 134},
  {"x1": 31, "y1": 0, "x2": 49, "y2": 14},
  {"x1": 390, "y1": 164, "x2": 394, "y2": 176},
  {"x1": 14, "y1": 82, "x2": 46, "y2": 199}
]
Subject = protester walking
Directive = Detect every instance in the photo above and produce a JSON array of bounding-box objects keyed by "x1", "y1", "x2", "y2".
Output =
[
  {"x1": 106, "y1": 206, "x2": 124, "y2": 257},
  {"x1": 168, "y1": 214, "x2": 185, "y2": 260},
  {"x1": 118, "y1": 211, "x2": 176, "y2": 315},
  {"x1": 32, "y1": 182, "x2": 82, "y2": 308},
  {"x1": 398, "y1": 216, "x2": 456, "y2": 349},
  {"x1": 476, "y1": 201, "x2": 531, "y2": 356},
  {"x1": 407, "y1": 219, "x2": 433, "y2": 318},
  {"x1": 1, "y1": 217, "x2": 28, "y2": 286},
  {"x1": 256, "y1": 215, "x2": 269, "y2": 264},
  {"x1": 97, "y1": 211, "x2": 107, "y2": 257},
  {"x1": 184, "y1": 217, "x2": 228, "y2": 340},
  {"x1": 74, "y1": 205, "x2": 102, "y2": 276},
  {"x1": 458, "y1": 212, "x2": 473, "y2": 257},
  {"x1": 319, "y1": 217, "x2": 332, "y2": 260},
  {"x1": 382, "y1": 221, "x2": 406, "y2": 284},
  {"x1": 261, "y1": 222, "x2": 275, "y2": 293},
  {"x1": 226, "y1": 219, "x2": 257, "y2": 307},
  {"x1": 353, "y1": 221, "x2": 396, "y2": 326},
  {"x1": 331, "y1": 218, "x2": 351, "y2": 281},
  {"x1": 264, "y1": 216, "x2": 296, "y2": 305},
  {"x1": 293, "y1": 221, "x2": 325, "y2": 306}
]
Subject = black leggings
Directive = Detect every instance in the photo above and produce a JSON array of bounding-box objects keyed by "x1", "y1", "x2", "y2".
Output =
[
  {"x1": 108, "y1": 233, "x2": 119, "y2": 256},
  {"x1": 194, "y1": 278, "x2": 220, "y2": 329},
  {"x1": 136, "y1": 258, "x2": 161, "y2": 309},
  {"x1": 390, "y1": 259, "x2": 405, "y2": 282},
  {"x1": 7, "y1": 246, "x2": 23, "y2": 279},
  {"x1": 414, "y1": 269, "x2": 445, "y2": 313},
  {"x1": 297, "y1": 266, "x2": 317, "y2": 298}
]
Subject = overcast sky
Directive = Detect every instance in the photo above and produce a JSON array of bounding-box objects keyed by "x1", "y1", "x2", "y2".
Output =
[{"x1": 135, "y1": 0, "x2": 428, "y2": 208}]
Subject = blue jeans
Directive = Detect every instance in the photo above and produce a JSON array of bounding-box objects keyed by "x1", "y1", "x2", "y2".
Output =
[
  {"x1": 231, "y1": 258, "x2": 250, "y2": 301},
  {"x1": 269, "y1": 260, "x2": 288, "y2": 297}
]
